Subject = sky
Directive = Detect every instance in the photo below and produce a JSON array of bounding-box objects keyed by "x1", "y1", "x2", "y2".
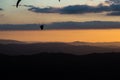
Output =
[
  {"x1": 0, "y1": 0, "x2": 120, "y2": 42},
  {"x1": 0, "y1": 0, "x2": 120, "y2": 25}
]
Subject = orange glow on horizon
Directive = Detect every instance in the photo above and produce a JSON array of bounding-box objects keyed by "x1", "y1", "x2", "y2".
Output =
[{"x1": 1, "y1": 29, "x2": 120, "y2": 42}]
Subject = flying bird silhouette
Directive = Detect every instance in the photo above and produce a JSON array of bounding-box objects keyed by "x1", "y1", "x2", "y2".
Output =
[
  {"x1": 16, "y1": 0, "x2": 21, "y2": 8},
  {"x1": 16, "y1": 0, "x2": 61, "y2": 8},
  {"x1": 40, "y1": 25, "x2": 44, "y2": 30}
]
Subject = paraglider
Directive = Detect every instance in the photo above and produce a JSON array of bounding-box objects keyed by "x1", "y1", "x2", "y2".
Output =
[
  {"x1": 16, "y1": 0, "x2": 21, "y2": 8},
  {"x1": 40, "y1": 25, "x2": 44, "y2": 30},
  {"x1": 15, "y1": 0, "x2": 60, "y2": 30}
]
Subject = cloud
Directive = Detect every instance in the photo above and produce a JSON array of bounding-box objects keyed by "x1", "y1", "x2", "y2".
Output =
[
  {"x1": 107, "y1": 4, "x2": 120, "y2": 16},
  {"x1": 26, "y1": 4, "x2": 110, "y2": 14},
  {"x1": 0, "y1": 21, "x2": 120, "y2": 30},
  {"x1": 105, "y1": 0, "x2": 120, "y2": 5},
  {"x1": 23, "y1": 5, "x2": 59, "y2": 13},
  {"x1": 28, "y1": 7, "x2": 59, "y2": 13},
  {"x1": 60, "y1": 4, "x2": 111, "y2": 14},
  {"x1": 107, "y1": 11, "x2": 120, "y2": 16},
  {"x1": 110, "y1": 4, "x2": 120, "y2": 11},
  {"x1": 25, "y1": 4, "x2": 120, "y2": 16},
  {"x1": 0, "y1": 8, "x2": 3, "y2": 11},
  {"x1": 47, "y1": 21, "x2": 120, "y2": 29}
]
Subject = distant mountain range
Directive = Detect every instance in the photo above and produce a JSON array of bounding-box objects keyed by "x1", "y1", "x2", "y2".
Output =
[
  {"x1": 1, "y1": 39, "x2": 120, "y2": 55},
  {"x1": 1, "y1": 39, "x2": 120, "y2": 76}
]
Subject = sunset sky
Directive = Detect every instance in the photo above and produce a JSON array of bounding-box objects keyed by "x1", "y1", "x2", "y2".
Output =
[{"x1": 0, "y1": 0, "x2": 120, "y2": 42}]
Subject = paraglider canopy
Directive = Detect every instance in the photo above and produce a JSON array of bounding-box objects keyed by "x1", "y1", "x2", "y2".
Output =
[{"x1": 16, "y1": 0, "x2": 21, "y2": 8}]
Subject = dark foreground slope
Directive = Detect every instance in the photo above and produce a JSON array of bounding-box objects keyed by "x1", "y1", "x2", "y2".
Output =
[
  {"x1": 1, "y1": 52, "x2": 120, "y2": 72},
  {"x1": 1, "y1": 52, "x2": 120, "y2": 79}
]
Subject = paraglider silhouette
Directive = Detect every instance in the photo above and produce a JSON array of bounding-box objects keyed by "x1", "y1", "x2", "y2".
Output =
[
  {"x1": 16, "y1": 0, "x2": 61, "y2": 8},
  {"x1": 40, "y1": 25, "x2": 44, "y2": 30},
  {"x1": 16, "y1": 0, "x2": 21, "y2": 8}
]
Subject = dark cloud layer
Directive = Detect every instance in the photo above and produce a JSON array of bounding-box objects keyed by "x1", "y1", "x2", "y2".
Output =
[
  {"x1": 28, "y1": 7, "x2": 59, "y2": 13},
  {"x1": 26, "y1": 4, "x2": 110, "y2": 14},
  {"x1": 23, "y1": 5, "x2": 59, "y2": 13},
  {"x1": 0, "y1": 21, "x2": 120, "y2": 30},
  {"x1": 25, "y1": 4, "x2": 120, "y2": 16},
  {"x1": 107, "y1": 11, "x2": 120, "y2": 16},
  {"x1": 105, "y1": 0, "x2": 120, "y2": 5},
  {"x1": 60, "y1": 4, "x2": 110, "y2": 14},
  {"x1": 47, "y1": 21, "x2": 120, "y2": 29},
  {"x1": 0, "y1": 8, "x2": 3, "y2": 11}
]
